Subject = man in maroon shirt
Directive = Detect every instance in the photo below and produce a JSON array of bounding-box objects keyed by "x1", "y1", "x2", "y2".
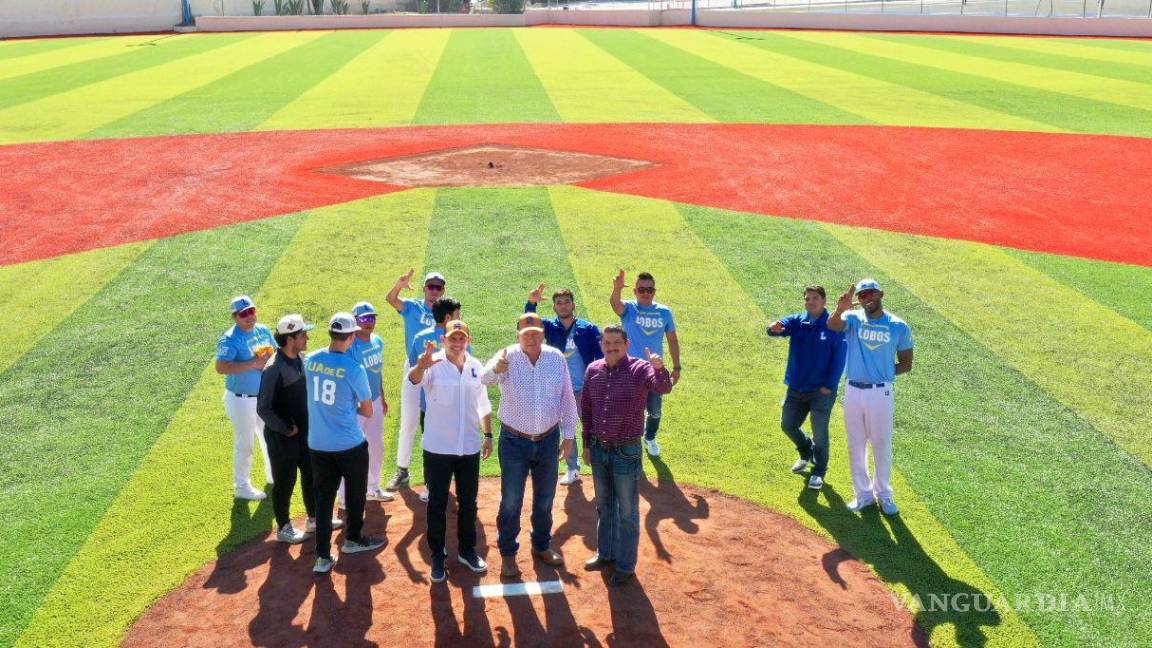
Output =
[{"x1": 580, "y1": 324, "x2": 673, "y2": 586}]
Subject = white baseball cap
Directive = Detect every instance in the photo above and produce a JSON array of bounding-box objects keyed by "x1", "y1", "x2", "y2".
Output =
[
  {"x1": 276, "y1": 314, "x2": 315, "y2": 335},
  {"x1": 329, "y1": 312, "x2": 361, "y2": 333},
  {"x1": 424, "y1": 272, "x2": 446, "y2": 285},
  {"x1": 855, "y1": 279, "x2": 882, "y2": 294}
]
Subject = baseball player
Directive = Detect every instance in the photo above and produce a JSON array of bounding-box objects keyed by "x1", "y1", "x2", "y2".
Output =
[
  {"x1": 384, "y1": 269, "x2": 445, "y2": 492},
  {"x1": 346, "y1": 301, "x2": 393, "y2": 504},
  {"x1": 827, "y1": 279, "x2": 914, "y2": 515},
  {"x1": 215, "y1": 295, "x2": 276, "y2": 500}
]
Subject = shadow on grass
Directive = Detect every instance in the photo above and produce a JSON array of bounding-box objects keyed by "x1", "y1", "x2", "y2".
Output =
[
  {"x1": 204, "y1": 493, "x2": 275, "y2": 594},
  {"x1": 800, "y1": 484, "x2": 998, "y2": 648},
  {"x1": 639, "y1": 455, "x2": 709, "y2": 563}
]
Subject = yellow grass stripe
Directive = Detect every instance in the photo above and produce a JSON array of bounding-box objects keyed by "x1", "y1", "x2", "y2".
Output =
[
  {"x1": 824, "y1": 224, "x2": 1152, "y2": 470},
  {"x1": 0, "y1": 35, "x2": 161, "y2": 83},
  {"x1": 0, "y1": 32, "x2": 326, "y2": 145},
  {"x1": 945, "y1": 35, "x2": 1152, "y2": 68},
  {"x1": 790, "y1": 31, "x2": 1152, "y2": 112},
  {"x1": 548, "y1": 185, "x2": 1037, "y2": 648},
  {"x1": 258, "y1": 29, "x2": 450, "y2": 131},
  {"x1": 513, "y1": 29, "x2": 713, "y2": 123}
]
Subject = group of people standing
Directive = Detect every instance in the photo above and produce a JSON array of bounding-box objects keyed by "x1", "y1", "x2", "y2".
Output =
[{"x1": 216, "y1": 270, "x2": 680, "y2": 585}]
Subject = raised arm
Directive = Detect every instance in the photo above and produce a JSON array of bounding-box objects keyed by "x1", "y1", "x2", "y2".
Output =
[
  {"x1": 385, "y1": 267, "x2": 416, "y2": 313},
  {"x1": 610, "y1": 269, "x2": 628, "y2": 317},
  {"x1": 826, "y1": 284, "x2": 857, "y2": 333},
  {"x1": 480, "y1": 347, "x2": 510, "y2": 386},
  {"x1": 407, "y1": 340, "x2": 440, "y2": 385}
]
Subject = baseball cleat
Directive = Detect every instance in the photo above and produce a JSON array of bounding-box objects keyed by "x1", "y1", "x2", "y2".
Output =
[
  {"x1": 385, "y1": 468, "x2": 410, "y2": 492},
  {"x1": 846, "y1": 498, "x2": 876, "y2": 513},
  {"x1": 367, "y1": 488, "x2": 395, "y2": 502},
  {"x1": 879, "y1": 498, "x2": 900, "y2": 516},
  {"x1": 807, "y1": 475, "x2": 824, "y2": 490},
  {"x1": 234, "y1": 485, "x2": 267, "y2": 501},
  {"x1": 790, "y1": 458, "x2": 811, "y2": 474}
]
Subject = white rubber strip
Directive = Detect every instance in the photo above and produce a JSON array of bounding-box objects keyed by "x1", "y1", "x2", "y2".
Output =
[{"x1": 472, "y1": 580, "x2": 565, "y2": 599}]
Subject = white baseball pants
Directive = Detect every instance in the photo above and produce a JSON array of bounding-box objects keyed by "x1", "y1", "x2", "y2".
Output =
[
  {"x1": 223, "y1": 391, "x2": 273, "y2": 490},
  {"x1": 843, "y1": 383, "x2": 895, "y2": 502},
  {"x1": 396, "y1": 359, "x2": 422, "y2": 470},
  {"x1": 339, "y1": 395, "x2": 385, "y2": 503}
]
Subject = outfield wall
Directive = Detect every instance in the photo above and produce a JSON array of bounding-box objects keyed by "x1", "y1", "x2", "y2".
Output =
[{"x1": 2, "y1": 0, "x2": 1151, "y2": 37}]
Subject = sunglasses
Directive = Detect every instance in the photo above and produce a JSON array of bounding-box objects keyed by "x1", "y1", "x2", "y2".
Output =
[
  {"x1": 356, "y1": 315, "x2": 376, "y2": 324},
  {"x1": 425, "y1": 284, "x2": 445, "y2": 292},
  {"x1": 856, "y1": 290, "x2": 880, "y2": 300},
  {"x1": 636, "y1": 287, "x2": 656, "y2": 294},
  {"x1": 236, "y1": 307, "x2": 257, "y2": 318}
]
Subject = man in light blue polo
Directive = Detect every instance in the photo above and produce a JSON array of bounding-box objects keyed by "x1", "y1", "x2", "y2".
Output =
[
  {"x1": 347, "y1": 300, "x2": 393, "y2": 504},
  {"x1": 610, "y1": 270, "x2": 681, "y2": 458},
  {"x1": 827, "y1": 279, "x2": 914, "y2": 516},
  {"x1": 215, "y1": 295, "x2": 277, "y2": 500},
  {"x1": 306, "y1": 312, "x2": 387, "y2": 574},
  {"x1": 385, "y1": 269, "x2": 445, "y2": 492}
]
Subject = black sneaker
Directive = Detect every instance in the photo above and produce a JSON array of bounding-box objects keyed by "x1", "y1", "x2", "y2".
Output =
[
  {"x1": 342, "y1": 536, "x2": 386, "y2": 554},
  {"x1": 385, "y1": 468, "x2": 410, "y2": 492},
  {"x1": 458, "y1": 550, "x2": 488, "y2": 573},
  {"x1": 431, "y1": 554, "x2": 447, "y2": 583}
]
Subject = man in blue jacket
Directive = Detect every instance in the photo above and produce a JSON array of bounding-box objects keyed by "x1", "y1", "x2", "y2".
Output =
[
  {"x1": 767, "y1": 285, "x2": 847, "y2": 491},
  {"x1": 525, "y1": 283, "x2": 603, "y2": 485}
]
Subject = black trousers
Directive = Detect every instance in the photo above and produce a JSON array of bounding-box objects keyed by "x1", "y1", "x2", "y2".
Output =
[
  {"x1": 311, "y1": 441, "x2": 369, "y2": 560},
  {"x1": 263, "y1": 429, "x2": 316, "y2": 528},
  {"x1": 423, "y1": 450, "x2": 480, "y2": 557}
]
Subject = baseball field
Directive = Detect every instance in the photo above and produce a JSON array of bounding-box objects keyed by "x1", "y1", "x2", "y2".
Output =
[{"x1": 0, "y1": 26, "x2": 1150, "y2": 648}]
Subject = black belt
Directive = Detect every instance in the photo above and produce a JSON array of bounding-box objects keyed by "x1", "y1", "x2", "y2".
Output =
[
  {"x1": 501, "y1": 423, "x2": 558, "y2": 442},
  {"x1": 848, "y1": 381, "x2": 888, "y2": 389},
  {"x1": 592, "y1": 436, "x2": 642, "y2": 452},
  {"x1": 233, "y1": 392, "x2": 257, "y2": 398}
]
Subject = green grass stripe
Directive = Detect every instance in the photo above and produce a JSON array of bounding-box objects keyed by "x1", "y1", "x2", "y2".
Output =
[
  {"x1": 0, "y1": 35, "x2": 163, "y2": 82},
  {"x1": 0, "y1": 36, "x2": 100, "y2": 61},
  {"x1": 89, "y1": 31, "x2": 384, "y2": 139},
  {"x1": 1057, "y1": 37, "x2": 1152, "y2": 57},
  {"x1": 825, "y1": 227, "x2": 1152, "y2": 469},
  {"x1": 413, "y1": 29, "x2": 559, "y2": 124},
  {"x1": 647, "y1": 29, "x2": 1053, "y2": 131},
  {"x1": 687, "y1": 202, "x2": 1148, "y2": 648},
  {"x1": 547, "y1": 185, "x2": 1037, "y2": 648},
  {"x1": 13, "y1": 190, "x2": 434, "y2": 648},
  {"x1": 0, "y1": 34, "x2": 249, "y2": 114},
  {"x1": 575, "y1": 29, "x2": 864, "y2": 125},
  {"x1": 0, "y1": 241, "x2": 151, "y2": 376},
  {"x1": 762, "y1": 29, "x2": 1152, "y2": 137},
  {"x1": 1005, "y1": 249, "x2": 1152, "y2": 331},
  {"x1": 902, "y1": 34, "x2": 1152, "y2": 87},
  {"x1": 859, "y1": 33, "x2": 1152, "y2": 112},
  {"x1": 0, "y1": 214, "x2": 306, "y2": 647},
  {"x1": 948, "y1": 35, "x2": 1152, "y2": 68},
  {"x1": 0, "y1": 32, "x2": 325, "y2": 146},
  {"x1": 258, "y1": 28, "x2": 450, "y2": 131},
  {"x1": 512, "y1": 29, "x2": 711, "y2": 123}
]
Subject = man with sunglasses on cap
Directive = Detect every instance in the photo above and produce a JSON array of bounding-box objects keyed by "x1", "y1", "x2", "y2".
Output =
[
  {"x1": 306, "y1": 313, "x2": 387, "y2": 574},
  {"x1": 827, "y1": 279, "x2": 914, "y2": 516},
  {"x1": 385, "y1": 269, "x2": 446, "y2": 493},
  {"x1": 610, "y1": 271, "x2": 681, "y2": 458},
  {"x1": 482, "y1": 313, "x2": 579, "y2": 578},
  {"x1": 408, "y1": 320, "x2": 493, "y2": 583},
  {"x1": 346, "y1": 301, "x2": 393, "y2": 504},
  {"x1": 216, "y1": 295, "x2": 276, "y2": 501}
]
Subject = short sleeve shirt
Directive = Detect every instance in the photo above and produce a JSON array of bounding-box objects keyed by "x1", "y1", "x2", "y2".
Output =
[
  {"x1": 620, "y1": 301, "x2": 676, "y2": 359},
  {"x1": 304, "y1": 349, "x2": 372, "y2": 452},
  {"x1": 216, "y1": 324, "x2": 277, "y2": 395},
  {"x1": 399, "y1": 299, "x2": 435, "y2": 360},
  {"x1": 349, "y1": 334, "x2": 384, "y2": 400},
  {"x1": 842, "y1": 310, "x2": 913, "y2": 384}
]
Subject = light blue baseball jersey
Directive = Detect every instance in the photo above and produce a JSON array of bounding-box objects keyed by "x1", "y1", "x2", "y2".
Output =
[
  {"x1": 399, "y1": 298, "x2": 435, "y2": 360},
  {"x1": 216, "y1": 324, "x2": 277, "y2": 395},
  {"x1": 349, "y1": 333, "x2": 384, "y2": 401},
  {"x1": 620, "y1": 301, "x2": 676, "y2": 359},
  {"x1": 563, "y1": 330, "x2": 587, "y2": 392},
  {"x1": 842, "y1": 310, "x2": 914, "y2": 384},
  {"x1": 408, "y1": 325, "x2": 446, "y2": 367},
  {"x1": 305, "y1": 349, "x2": 372, "y2": 452}
]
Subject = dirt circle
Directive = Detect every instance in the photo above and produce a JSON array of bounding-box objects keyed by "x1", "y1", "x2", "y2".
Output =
[{"x1": 124, "y1": 476, "x2": 921, "y2": 647}]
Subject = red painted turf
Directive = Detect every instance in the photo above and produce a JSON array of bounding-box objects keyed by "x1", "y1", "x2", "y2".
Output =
[{"x1": 1, "y1": 124, "x2": 1149, "y2": 267}]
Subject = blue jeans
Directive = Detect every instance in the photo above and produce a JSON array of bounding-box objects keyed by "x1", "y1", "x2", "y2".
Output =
[
  {"x1": 780, "y1": 388, "x2": 835, "y2": 478},
  {"x1": 590, "y1": 441, "x2": 642, "y2": 573},
  {"x1": 644, "y1": 392, "x2": 663, "y2": 440},
  {"x1": 497, "y1": 425, "x2": 561, "y2": 556}
]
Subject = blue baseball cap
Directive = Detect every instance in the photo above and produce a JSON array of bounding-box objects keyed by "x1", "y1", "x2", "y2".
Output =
[
  {"x1": 352, "y1": 301, "x2": 377, "y2": 318},
  {"x1": 230, "y1": 295, "x2": 255, "y2": 314},
  {"x1": 855, "y1": 279, "x2": 882, "y2": 294}
]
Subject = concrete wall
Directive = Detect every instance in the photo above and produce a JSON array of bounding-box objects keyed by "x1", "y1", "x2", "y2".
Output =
[
  {"x1": 0, "y1": 0, "x2": 181, "y2": 37},
  {"x1": 695, "y1": 10, "x2": 1152, "y2": 36}
]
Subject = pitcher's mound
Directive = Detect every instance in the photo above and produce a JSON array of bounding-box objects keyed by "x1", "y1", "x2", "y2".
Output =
[{"x1": 124, "y1": 476, "x2": 921, "y2": 647}]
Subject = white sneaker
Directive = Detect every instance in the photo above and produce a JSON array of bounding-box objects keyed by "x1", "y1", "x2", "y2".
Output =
[
  {"x1": 276, "y1": 523, "x2": 307, "y2": 544},
  {"x1": 807, "y1": 475, "x2": 824, "y2": 490},
  {"x1": 313, "y1": 555, "x2": 337, "y2": 573},
  {"x1": 305, "y1": 517, "x2": 344, "y2": 534},
  {"x1": 559, "y1": 469, "x2": 581, "y2": 485},
  {"x1": 367, "y1": 488, "x2": 395, "y2": 502},
  {"x1": 419, "y1": 488, "x2": 429, "y2": 503},
  {"x1": 790, "y1": 458, "x2": 811, "y2": 474},
  {"x1": 235, "y1": 485, "x2": 267, "y2": 501},
  {"x1": 644, "y1": 439, "x2": 661, "y2": 457},
  {"x1": 879, "y1": 497, "x2": 900, "y2": 516},
  {"x1": 846, "y1": 498, "x2": 876, "y2": 513}
]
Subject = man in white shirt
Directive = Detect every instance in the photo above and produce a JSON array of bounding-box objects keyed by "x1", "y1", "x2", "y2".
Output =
[
  {"x1": 482, "y1": 313, "x2": 578, "y2": 578},
  {"x1": 408, "y1": 320, "x2": 493, "y2": 584}
]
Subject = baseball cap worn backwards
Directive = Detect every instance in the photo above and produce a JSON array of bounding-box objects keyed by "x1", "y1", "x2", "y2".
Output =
[
  {"x1": 424, "y1": 272, "x2": 446, "y2": 285},
  {"x1": 329, "y1": 312, "x2": 361, "y2": 333},
  {"x1": 444, "y1": 320, "x2": 470, "y2": 339},
  {"x1": 352, "y1": 301, "x2": 377, "y2": 318},
  {"x1": 855, "y1": 279, "x2": 882, "y2": 294},
  {"x1": 517, "y1": 313, "x2": 545, "y2": 334},
  {"x1": 277, "y1": 314, "x2": 315, "y2": 335},
  {"x1": 230, "y1": 295, "x2": 255, "y2": 314}
]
